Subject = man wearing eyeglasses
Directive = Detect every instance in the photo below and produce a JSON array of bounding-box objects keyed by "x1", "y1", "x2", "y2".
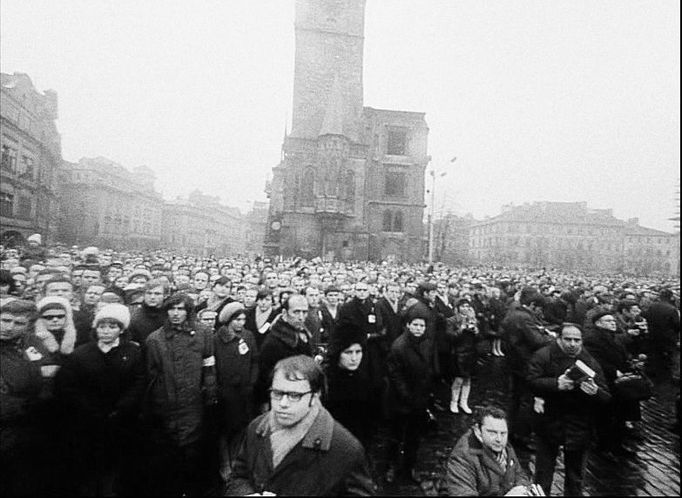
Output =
[
  {"x1": 255, "y1": 294, "x2": 313, "y2": 410},
  {"x1": 226, "y1": 355, "x2": 375, "y2": 496}
]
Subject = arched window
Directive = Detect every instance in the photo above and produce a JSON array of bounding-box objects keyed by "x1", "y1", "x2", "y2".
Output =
[
  {"x1": 393, "y1": 210, "x2": 403, "y2": 232},
  {"x1": 345, "y1": 170, "x2": 355, "y2": 203},
  {"x1": 382, "y1": 210, "x2": 392, "y2": 231}
]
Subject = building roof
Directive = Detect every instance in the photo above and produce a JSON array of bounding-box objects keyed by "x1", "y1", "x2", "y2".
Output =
[
  {"x1": 625, "y1": 224, "x2": 674, "y2": 236},
  {"x1": 482, "y1": 201, "x2": 624, "y2": 226}
]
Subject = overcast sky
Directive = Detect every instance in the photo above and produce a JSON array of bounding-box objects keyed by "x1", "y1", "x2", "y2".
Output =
[{"x1": 1, "y1": 0, "x2": 679, "y2": 231}]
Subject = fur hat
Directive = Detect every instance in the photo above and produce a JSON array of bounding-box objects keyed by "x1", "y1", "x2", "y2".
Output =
[
  {"x1": 591, "y1": 308, "x2": 614, "y2": 325},
  {"x1": 219, "y1": 301, "x2": 245, "y2": 326},
  {"x1": 328, "y1": 322, "x2": 367, "y2": 359},
  {"x1": 93, "y1": 303, "x2": 131, "y2": 329},
  {"x1": 27, "y1": 233, "x2": 42, "y2": 244},
  {"x1": 35, "y1": 296, "x2": 76, "y2": 354}
]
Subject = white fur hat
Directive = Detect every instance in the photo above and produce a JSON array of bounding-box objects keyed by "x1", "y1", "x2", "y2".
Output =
[
  {"x1": 93, "y1": 303, "x2": 131, "y2": 329},
  {"x1": 218, "y1": 301, "x2": 244, "y2": 326},
  {"x1": 27, "y1": 233, "x2": 42, "y2": 244}
]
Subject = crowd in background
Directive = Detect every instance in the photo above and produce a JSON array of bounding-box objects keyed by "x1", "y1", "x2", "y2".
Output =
[{"x1": 1, "y1": 235, "x2": 680, "y2": 496}]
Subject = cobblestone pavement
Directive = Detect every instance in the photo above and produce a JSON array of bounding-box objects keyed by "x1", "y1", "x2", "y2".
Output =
[{"x1": 368, "y1": 343, "x2": 680, "y2": 496}]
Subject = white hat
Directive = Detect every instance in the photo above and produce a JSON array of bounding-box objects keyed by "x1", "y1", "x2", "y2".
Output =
[
  {"x1": 93, "y1": 303, "x2": 131, "y2": 329},
  {"x1": 27, "y1": 233, "x2": 42, "y2": 244}
]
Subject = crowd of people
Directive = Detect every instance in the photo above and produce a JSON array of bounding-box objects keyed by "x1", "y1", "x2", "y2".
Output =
[{"x1": 1, "y1": 234, "x2": 680, "y2": 496}]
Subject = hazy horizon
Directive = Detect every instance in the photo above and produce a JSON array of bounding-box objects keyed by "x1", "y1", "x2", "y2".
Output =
[{"x1": 1, "y1": 0, "x2": 679, "y2": 231}]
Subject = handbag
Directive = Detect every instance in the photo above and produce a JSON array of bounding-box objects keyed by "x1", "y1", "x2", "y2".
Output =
[{"x1": 613, "y1": 371, "x2": 653, "y2": 401}]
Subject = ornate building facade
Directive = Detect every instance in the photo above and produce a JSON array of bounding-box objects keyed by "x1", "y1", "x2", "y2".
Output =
[
  {"x1": 467, "y1": 201, "x2": 679, "y2": 275},
  {"x1": 264, "y1": 0, "x2": 429, "y2": 262},
  {"x1": 1, "y1": 72, "x2": 62, "y2": 245},
  {"x1": 58, "y1": 156, "x2": 163, "y2": 249}
]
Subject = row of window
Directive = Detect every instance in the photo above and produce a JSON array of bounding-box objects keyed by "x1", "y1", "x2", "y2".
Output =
[
  {"x1": 473, "y1": 223, "x2": 621, "y2": 237},
  {"x1": 0, "y1": 192, "x2": 33, "y2": 219}
]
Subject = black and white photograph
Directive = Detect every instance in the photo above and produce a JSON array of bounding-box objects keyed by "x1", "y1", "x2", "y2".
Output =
[{"x1": 1, "y1": 0, "x2": 679, "y2": 496}]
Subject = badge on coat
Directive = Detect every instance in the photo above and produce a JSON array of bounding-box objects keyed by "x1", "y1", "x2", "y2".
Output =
[
  {"x1": 368, "y1": 314, "x2": 376, "y2": 324},
  {"x1": 258, "y1": 322, "x2": 270, "y2": 334},
  {"x1": 25, "y1": 346, "x2": 43, "y2": 361},
  {"x1": 238, "y1": 339, "x2": 249, "y2": 355}
]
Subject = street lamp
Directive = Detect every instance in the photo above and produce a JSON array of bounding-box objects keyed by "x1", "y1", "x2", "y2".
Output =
[{"x1": 428, "y1": 156, "x2": 456, "y2": 264}]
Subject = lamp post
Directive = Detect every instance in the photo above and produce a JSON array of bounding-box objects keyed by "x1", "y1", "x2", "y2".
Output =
[{"x1": 428, "y1": 156, "x2": 456, "y2": 264}]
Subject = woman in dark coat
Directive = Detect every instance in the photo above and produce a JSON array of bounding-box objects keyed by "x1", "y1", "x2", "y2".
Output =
[
  {"x1": 446, "y1": 299, "x2": 479, "y2": 414},
  {"x1": 385, "y1": 309, "x2": 438, "y2": 483},
  {"x1": 56, "y1": 303, "x2": 145, "y2": 496},
  {"x1": 323, "y1": 323, "x2": 372, "y2": 449},
  {"x1": 214, "y1": 302, "x2": 259, "y2": 481}
]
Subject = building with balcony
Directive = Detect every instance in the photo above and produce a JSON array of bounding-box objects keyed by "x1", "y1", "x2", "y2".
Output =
[
  {"x1": 264, "y1": 0, "x2": 429, "y2": 262},
  {"x1": 58, "y1": 157, "x2": 163, "y2": 249},
  {"x1": 1, "y1": 72, "x2": 62, "y2": 245}
]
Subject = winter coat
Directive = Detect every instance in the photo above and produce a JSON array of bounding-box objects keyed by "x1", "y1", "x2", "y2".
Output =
[
  {"x1": 501, "y1": 303, "x2": 553, "y2": 376},
  {"x1": 245, "y1": 306, "x2": 279, "y2": 351},
  {"x1": 583, "y1": 327, "x2": 631, "y2": 385},
  {"x1": 445, "y1": 311, "x2": 478, "y2": 378},
  {"x1": 644, "y1": 300, "x2": 680, "y2": 348},
  {"x1": 225, "y1": 406, "x2": 375, "y2": 496},
  {"x1": 145, "y1": 321, "x2": 217, "y2": 447},
  {"x1": 324, "y1": 362, "x2": 372, "y2": 447},
  {"x1": 485, "y1": 297, "x2": 507, "y2": 338},
  {"x1": 527, "y1": 341, "x2": 611, "y2": 451},
  {"x1": 0, "y1": 335, "x2": 54, "y2": 423},
  {"x1": 443, "y1": 429, "x2": 529, "y2": 496},
  {"x1": 255, "y1": 318, "x2": 313, "y2": 404},
  {"x1": 128, "y1": 303, "x2": 166, "y2": 346},
  {"x1": 57, "y1": 339, "x2": 145, "y2": 424},
  {"x1": 214, "y1": 325, "x2": 259, "y2": 435},
  {"x1": 73, "y1": 305, "x2": 96, "y2": 346},
  {"x1": 386, "y1": 330, "x2": 438, "y2": 416},
  {"x1": 401, "y1": 296, "x2": 448, "y2": 353},
  {"x1": 375, "y1": 297, "x2": 403, "y2": 346},
  {"x1": 318, "y1": 303, "x2": 338, "y2": 340}
]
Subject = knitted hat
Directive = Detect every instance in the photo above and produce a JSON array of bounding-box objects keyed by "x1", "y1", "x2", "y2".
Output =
[
  {"x1": 37, "y1": 296, "x2": 69, "y2": 315},
  {"x1": 219, "y1": 301, "x2": 245, "y2": 325},
  {"x1": 328, "y1": 322, "x2": 367, "y2": 359},
  {"x1": 27, "y1": 233, "x2": 42, "y2": 244},
  {"x1": 93, "y1": 303, "x2": 131, "y2": 329}
]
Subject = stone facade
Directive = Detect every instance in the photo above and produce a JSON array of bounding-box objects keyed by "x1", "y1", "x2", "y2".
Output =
[
  {"x1": 467, "y1": 201, "x2": 679, "y2": 275},
  {"x1": 1, "y1": 72, "x2": 61, "y2": 245},
  {"x1": 161, "y1": 190, "x2": 245, "y2": 257},
  {"x1": 58, "y1": 157, "x2": 163, "y2": 249},
  {"x1": 264, "y1": 0, "x2": 429, "y2": 262}
]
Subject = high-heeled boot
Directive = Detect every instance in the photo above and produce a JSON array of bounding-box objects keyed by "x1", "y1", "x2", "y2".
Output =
[
  {"x1": 450, "y1": 379, "x2": 463, "y2": 413},
  {"x1": 459, "y1": 380, "x2": 472, "y2": 414}
]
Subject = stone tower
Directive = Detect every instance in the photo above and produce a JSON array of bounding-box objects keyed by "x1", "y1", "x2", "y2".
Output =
[
  {"x1": 265, "y1": 1, "x2": 430, "y2": 262},
  {"x1": 291, "y1": 0, "x2": 366, "y2": 141}
]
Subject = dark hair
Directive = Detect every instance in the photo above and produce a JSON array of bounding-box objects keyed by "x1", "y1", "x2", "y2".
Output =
[
  {"x1": 213, "y1": 276, "x2": 232, "y2": 287},
  {"x1": 0, "y1": 269, "x2": 17, "y2": 293},
  {"x1": 519, "y1": 287, "x2": 545, "y2": 308},
  {"x1": 256, "y1": 288, "x2": 272, "y2": 301},
  {"x1": 272, "y1": 355, "x2": 326, "y2": 396},
  {"x1": 1, "y1": 299, "x2": 37, "y2": 317},
  {"x1": 416, "y1": 282, "x2": 437, "y2": 298},
  {"x1": 616, "y1": 299, "x2": 639, "y2": 314},
  {"x1": 280, "y1": 289, "x2": 298, "y2": 309},
  {"x1": 162, "y1": 293, "x2": 195, "y2": 322},
  {"x1": 474, "y1": 405, "x2": 508, "y2": 426}
]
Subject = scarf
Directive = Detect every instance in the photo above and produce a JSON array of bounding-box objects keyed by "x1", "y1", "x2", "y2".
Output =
[{"x1": 268, "y1": 403, "x2": 320, "y2": 468}]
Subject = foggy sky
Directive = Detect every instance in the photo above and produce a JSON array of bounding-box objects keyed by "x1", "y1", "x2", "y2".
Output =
[{"x1": 1, "y1": 0, "x2": 679, "y2": 231}]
